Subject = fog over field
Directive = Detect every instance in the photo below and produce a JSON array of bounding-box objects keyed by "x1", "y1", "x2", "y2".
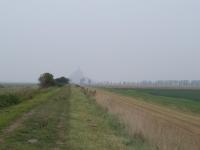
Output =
[{"x1": 0, "y1": 0, "x2": 200, "y2": 82}]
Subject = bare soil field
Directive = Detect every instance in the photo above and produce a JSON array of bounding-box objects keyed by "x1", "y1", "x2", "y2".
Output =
[{"x1": 95, "y1": 89, "x2": 200, "y2": 150}]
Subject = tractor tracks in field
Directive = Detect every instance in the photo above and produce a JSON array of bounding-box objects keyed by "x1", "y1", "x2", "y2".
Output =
[
  {"x1": 96, "y1": 90, "x2": 200, "y2": 134},
  {"x1": 95, "y1": 89, "x2": 200, "y2": 150}
]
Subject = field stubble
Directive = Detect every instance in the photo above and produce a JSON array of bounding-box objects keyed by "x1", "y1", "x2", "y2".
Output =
[{"x1": 95, "y1": 89, "x2": 200, "y2": 150}]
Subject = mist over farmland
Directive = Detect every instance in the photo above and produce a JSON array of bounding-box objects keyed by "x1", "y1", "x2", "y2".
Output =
[
  {"x1": 0, "y1": 0, "x2": 200, "y2": 83},
  {"x1": 0, "y1": 1, "x2": 200, "y2": 149}
]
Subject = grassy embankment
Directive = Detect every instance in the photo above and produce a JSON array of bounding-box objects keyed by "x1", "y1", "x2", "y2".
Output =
[
  {"x1": 0, "y1": 87, "x2": 155, "y2": 150},
  {"x1": 0, "y1": 87, "x2": 60, "y2": 131},
  {"x1": 0, "y1": 87, "x2": 42, "y2": 108},
  {"x1": 65, "y1": 88, "x2": 155, "y2": 150},
  {"x1": 107, "y1": 88, "x2": 200, "y2": 114}
]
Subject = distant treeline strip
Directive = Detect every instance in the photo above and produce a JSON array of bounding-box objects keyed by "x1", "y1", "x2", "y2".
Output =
[{"x1": 95, "y1": 80, "x2": 200, "y2": 89}]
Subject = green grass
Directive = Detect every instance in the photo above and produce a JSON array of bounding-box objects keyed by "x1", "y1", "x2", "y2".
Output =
[
  {"x1": 0, "y1": 87, "x2": 60, "y2": 131},
  {"x1": 0, "y1": 86, "x2": 42, "y2": 108},
  {"x1": 136, "y1": 89, "x2": 200, "y2": 101},
  {"x1": 107, "y1": 88, "x2": 200, "y2": 114},
  {"x1": 0, "y1": 94, "x2": 21, "y2": 108},
  {"x1": 0, "y1": 87, "x2": 70, "y2": 150},
  {"x1": 65, "y1": 88, "x2": 155, "y2": 150},
  {"x1": 0, "y1": 87, "x2": 156, "y2": 150}
]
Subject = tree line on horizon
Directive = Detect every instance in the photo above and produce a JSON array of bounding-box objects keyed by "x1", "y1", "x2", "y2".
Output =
[
  {"x1": 95, "y1": 80, "x2": 200, "y2": 88},
  {"x1": 38, "y1": 73, "x2": 69, "y2": 88}
]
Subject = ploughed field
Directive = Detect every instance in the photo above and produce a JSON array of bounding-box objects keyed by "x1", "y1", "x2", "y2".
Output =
[
  {"x1": 96, "y1": 88, "x2": 200, "y2": 150},
  {"x1": 0, "y1": 85, "x2": 155, "y2": 150},
  {"x1": 107, "y1": 88, "x2": 200, "y2": 114}
]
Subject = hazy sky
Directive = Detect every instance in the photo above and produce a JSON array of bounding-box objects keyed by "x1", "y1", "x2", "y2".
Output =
[{"x1": 0, "y1": 0, "x2": 200, "y2": 82}]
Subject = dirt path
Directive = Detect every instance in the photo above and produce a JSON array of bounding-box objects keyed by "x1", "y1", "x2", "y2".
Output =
[
  {"x1": 0, "y1": 87, "x2": 70, "y2": 150},
  {"x1": 4, "y1": 110, "x2": 35, "y2": 133},
  {"x1": 0, "y1": 88, "x2": 60, "y2": 145},
  {"x1": 0, "y1": 110, "x2": 34, "y2": 144},
  {"x1": 95, "y1": 89, "x2": 200, "y2": 150}
]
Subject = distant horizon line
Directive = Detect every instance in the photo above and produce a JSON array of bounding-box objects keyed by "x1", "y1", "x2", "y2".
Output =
[{"x1": 1, "y1": 79, "x2": 200, "y2": 84}]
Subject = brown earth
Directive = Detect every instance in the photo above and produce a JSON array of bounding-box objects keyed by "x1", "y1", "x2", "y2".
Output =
[{"x1": 95, "y1": 89, "x2": 200, "y2": 150}]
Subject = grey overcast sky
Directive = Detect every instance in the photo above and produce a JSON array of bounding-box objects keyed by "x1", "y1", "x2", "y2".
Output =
[{"x1": 0, "y1": 0, "x2": 200, "y2": 82}]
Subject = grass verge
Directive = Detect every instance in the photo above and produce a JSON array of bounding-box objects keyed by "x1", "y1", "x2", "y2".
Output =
[
  {"x1": 0, "y1": 86, "x2": 70, "y2": 150},
  {"x1": 0, "y1": 87, "x2": 155, "y2": 150},
  {"x1": 65, "y1": 88, "x2": 155, "y2": 150},
  {"x1": 0, "y1": 87, "x2": 60, "y2": 131}
]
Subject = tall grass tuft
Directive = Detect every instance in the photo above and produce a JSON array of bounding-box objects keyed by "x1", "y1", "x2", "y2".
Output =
[{"x1": 0, "y1": 87, "x2": 40, "y2": 109}]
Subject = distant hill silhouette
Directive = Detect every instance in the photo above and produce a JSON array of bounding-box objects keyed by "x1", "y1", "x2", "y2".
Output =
[{"x1": 70, "y1": 68, "x2": 93, "y2": 85}]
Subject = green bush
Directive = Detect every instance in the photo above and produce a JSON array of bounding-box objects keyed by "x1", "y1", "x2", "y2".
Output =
[
  {"x1": 0, "y1": 87, "x2": 40, "y2": 109},
  {"x1": 0, "y1": 94, "x2": 21, "y2": 108},
  {"x1": 39, "y1": 73, "x2": 55, "y2": 88},
  {"x1": 55, "y1": 77, "x2": 70, "y2": 86}
]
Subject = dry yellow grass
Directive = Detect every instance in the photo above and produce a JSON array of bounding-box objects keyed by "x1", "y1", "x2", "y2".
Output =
[{"x1": 94, "y1": 89, "x2": 200, "y2": 150}]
